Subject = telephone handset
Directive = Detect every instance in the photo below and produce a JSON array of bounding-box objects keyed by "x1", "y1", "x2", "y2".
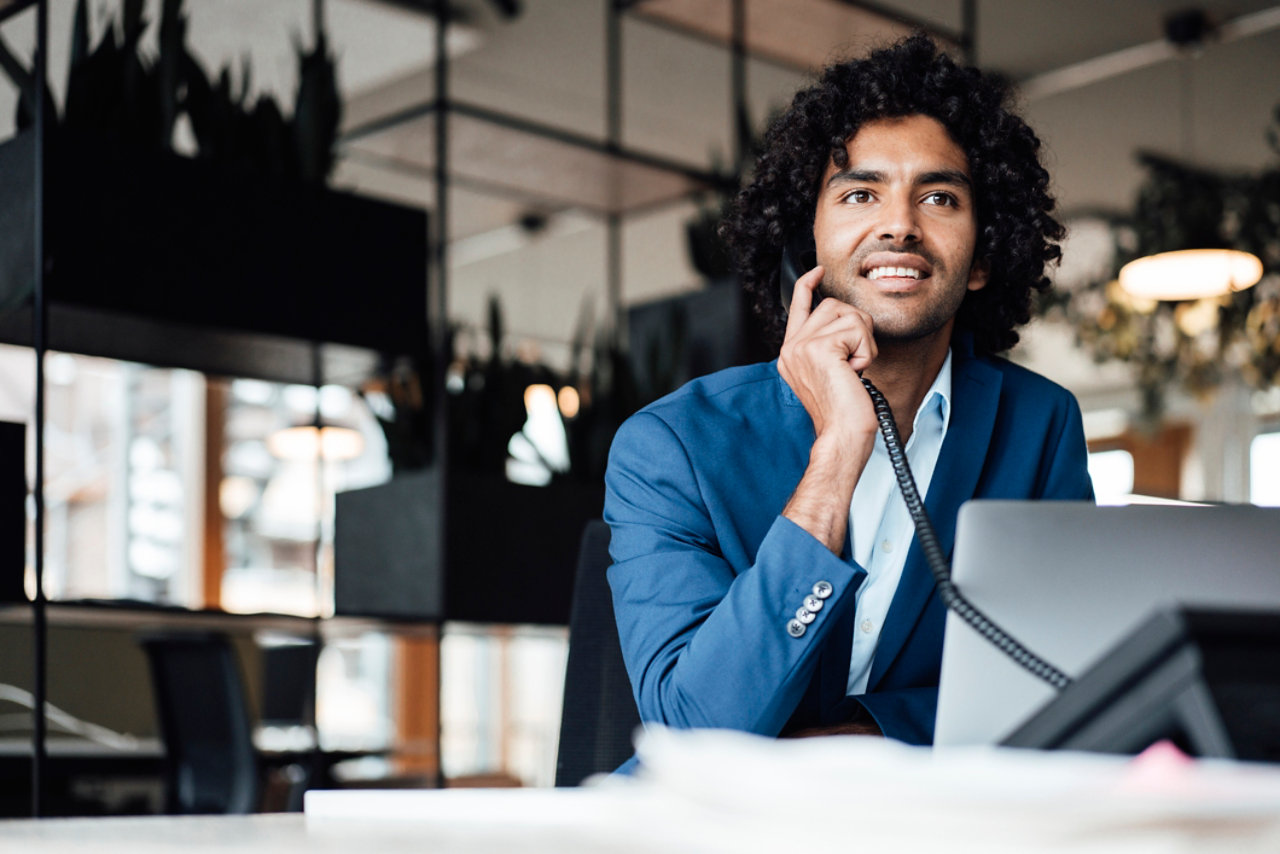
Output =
[
  {"x1": 776, "y1": 234, "x2": 1072, "y2": 691},
  {"x1": 773, "y1": 234, "x2": 814, "y2": 313},
  {"x1": 778, "y1": 233, "x2": 818, "y2": 314}
]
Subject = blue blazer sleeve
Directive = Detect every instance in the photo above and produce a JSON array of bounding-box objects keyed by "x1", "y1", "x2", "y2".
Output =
[{"x1": 605, "y1": 410, "x2": 866, "y2": 737}]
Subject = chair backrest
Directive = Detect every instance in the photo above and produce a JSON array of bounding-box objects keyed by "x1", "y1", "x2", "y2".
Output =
[
  {"x1": 555, "y1": 519, "x2": 641, "y2": 786},
  {"x1": 138, "y1": 631, "x2": 259, "y2": 814},
  {"x1": 259, "y1": 638, "x2": 319, "y2": 730}
]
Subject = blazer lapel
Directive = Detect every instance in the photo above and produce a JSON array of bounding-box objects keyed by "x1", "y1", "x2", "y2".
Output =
[{"x1": 866, "y1": 342, "x2": 1002, "y2": 689}]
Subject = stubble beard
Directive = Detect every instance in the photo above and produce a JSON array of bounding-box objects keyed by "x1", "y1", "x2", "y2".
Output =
[{"x1": 820, "y1": 266, "x2": 969, "y2": 345}]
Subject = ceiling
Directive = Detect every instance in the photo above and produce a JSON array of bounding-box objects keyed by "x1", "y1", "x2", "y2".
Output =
[
  {"x1": 1, "y1": 0, "x2": 1278, "y2": 397},
  {"x1": 331, "y1": 0, "x2": 1280, "y2": 210}
]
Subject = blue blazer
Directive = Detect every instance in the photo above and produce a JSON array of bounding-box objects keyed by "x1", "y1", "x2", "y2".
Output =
[{"x1": 603, "y1": 334, "x2": 1094, "y2": 752}]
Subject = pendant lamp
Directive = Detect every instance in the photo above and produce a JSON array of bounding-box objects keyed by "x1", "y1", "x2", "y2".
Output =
[
  {"x1": 1118, "y1": 248, "x2": 1263, "y2": 301},
  {"x1": 267, "y1": 424, "x2": 365, "y2": 462},
  {"x1": 1117, "y1": 10, "x2": 1264, "y2": 303}
]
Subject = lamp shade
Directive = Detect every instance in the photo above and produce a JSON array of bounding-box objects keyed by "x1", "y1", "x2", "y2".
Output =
[
  {"x1": 267, "y1": 425, "x2": 365, "y2": 462},
  {"x1": 1118, "y1": 248, "x2": 1263, "y2": 301}
]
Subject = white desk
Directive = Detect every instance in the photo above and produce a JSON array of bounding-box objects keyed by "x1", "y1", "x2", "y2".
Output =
[
  {"x1": 6, "y1": 729, "x2": 1280, "y2": 853},
  {"x1": 3, "y1": 788, "x2": 1280, "y2": 854},
  {"x1": 0, "y1": 806, "x2": 674, "y2": 854},
  {"x1": 0, "y1": 814, "x2": 605, "y2": 854}
]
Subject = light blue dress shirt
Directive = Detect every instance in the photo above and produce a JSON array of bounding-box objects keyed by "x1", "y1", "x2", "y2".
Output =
[{"x1": 846, "y1": 350, "x2": 953, "y2": 695}]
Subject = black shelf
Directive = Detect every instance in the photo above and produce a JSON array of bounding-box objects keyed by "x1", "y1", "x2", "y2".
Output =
[
  {"x1": 0, "y1": 130, "x2": 429, "y2": 385},
  {"x1": 0, "y1": 601, "x2": 439, "y2": 639},
  {"x1": 341, "y1": 100, "x2": 721, "y2": 218},
  {"x1": 621, "y1": 0, "x2": 967, "y2": 72}
]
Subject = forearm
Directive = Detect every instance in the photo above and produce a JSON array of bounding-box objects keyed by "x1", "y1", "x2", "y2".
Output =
[{"x1": 782, "y1": 430, "x2": 871, "y2": 554}]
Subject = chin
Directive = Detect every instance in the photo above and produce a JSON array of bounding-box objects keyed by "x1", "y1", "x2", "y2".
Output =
[
  {"x1": 869, "y1": 313, "x2": 953, "y2": 344},
  {"x1": 872, "y1": 327, "x2": 937, "y2": 345}
]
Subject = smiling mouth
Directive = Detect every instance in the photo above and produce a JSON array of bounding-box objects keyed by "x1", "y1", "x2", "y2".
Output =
[{"x1": 865, "y1": 266, "x2": 927, "y2": 281}]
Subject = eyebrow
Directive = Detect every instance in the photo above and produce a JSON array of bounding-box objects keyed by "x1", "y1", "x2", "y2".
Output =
[{"x1": 826, "y1": 168, "x2": 973, "y2": 190}]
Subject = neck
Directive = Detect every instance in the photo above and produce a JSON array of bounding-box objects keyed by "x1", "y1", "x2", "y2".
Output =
[{"x1": 860, "y1": 325, "x2": 953, "y2": 444}]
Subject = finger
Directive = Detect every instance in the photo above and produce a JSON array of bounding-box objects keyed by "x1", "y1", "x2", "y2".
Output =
[
  {"x1": 845, "y1": 327, "x2": 876, "y2": 373},
  {"x1": 788, "y1": 312, "x2": 880, "y2": 378},
  {"x1": 801, "y1": 314, "x2": 877, "y2": 374},
  {"x1": 784, "y1": 264, "x2": 825, "y2": 340},
  {"x1": 806, "y1": 307, "x2": 876, "y2": 360},
  {"x1": 849, "y1": 308, "x2": 877, "y2": 365},
  {"x1": 813, "y1": 305, "x2": 877, "y2": 367},
  {"x1": 807, "y1": 296, "x2": 859, "y2": 323}
]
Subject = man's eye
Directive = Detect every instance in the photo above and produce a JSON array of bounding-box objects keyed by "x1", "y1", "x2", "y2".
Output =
[
  {"x1": 924, "y1": 191, "x2": 957, "y2": 206},
  {"x1": 844, "y1": 190, "x2": 873, "y2": 204}
]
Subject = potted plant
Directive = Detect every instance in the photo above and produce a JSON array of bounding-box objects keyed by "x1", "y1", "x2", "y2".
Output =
[{"x1": 0, "y1": 0, "x2": 428, "y2": 382}]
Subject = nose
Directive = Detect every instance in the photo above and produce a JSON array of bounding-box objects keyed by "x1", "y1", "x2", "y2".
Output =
[{"x1": 877, "y1": 193, "x2": 922, "y2": 243}]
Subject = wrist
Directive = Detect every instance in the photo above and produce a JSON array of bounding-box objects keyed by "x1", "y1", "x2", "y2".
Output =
[
  {"x1": 809, "y1": 427, "x2": 874, "y2": 475},
  {"x1": 783, "y1": 433, "x2": 872, "y2": 554}
]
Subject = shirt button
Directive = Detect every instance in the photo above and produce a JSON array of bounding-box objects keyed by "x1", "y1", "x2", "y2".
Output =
[
  {"x1": 812, "y1": 581, "x2": 833, "y2": 599},
  {"x1": 860, "y1": 619, "x2": 874, "y2": 634},
  {"x1": 787, "y1": 618, "x2": 807, "y2": 638},
  {"x1": 880, "y1": 539, "x2": 893, "y2": 553},
  {"x1": 803, "y1": 594, "x2": 824, "y2": 612},
  {"x1": 795, "y1": 607, "x2": 816, "y2": 625}
]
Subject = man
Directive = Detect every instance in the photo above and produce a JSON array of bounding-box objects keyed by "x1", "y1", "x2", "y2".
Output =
[{"x1": 603, "y1": 35, "x2": 1094, "y2": 751}]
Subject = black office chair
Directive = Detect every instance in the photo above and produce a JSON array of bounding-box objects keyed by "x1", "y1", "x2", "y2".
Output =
[
  {"x1": 554, "y1": 519, "x2": 642, "y2": 786},
  {"x1": 258, "y1": 638, "x2": 321, "y2": 812},
  {"x1": 138, "y1": 631, "x2": 260, "y2": 814}
]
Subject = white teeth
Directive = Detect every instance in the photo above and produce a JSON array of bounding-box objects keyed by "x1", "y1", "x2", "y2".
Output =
[{"x1": 866, "y1": 266, "x2": 923, "y2": 280}]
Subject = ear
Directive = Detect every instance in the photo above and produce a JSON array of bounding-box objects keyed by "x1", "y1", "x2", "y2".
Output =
[{"x1": 967, "y1": 258, "x2": 990, "y2": 292}]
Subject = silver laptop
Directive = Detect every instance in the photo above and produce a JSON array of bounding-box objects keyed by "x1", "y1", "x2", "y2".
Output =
[{"x1": 934, "y1": 501, "x2": 1280, "y2": 747}]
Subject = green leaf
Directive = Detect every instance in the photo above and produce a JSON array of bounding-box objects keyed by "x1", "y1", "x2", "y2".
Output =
[{"x1": 70, "y1": 0, "x2": 90, "y2": 69}]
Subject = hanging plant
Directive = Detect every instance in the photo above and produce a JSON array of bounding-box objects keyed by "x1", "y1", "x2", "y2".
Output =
[
  {"x1": 1039, "y1": 107, "x2": 1280, "y2": 421},
  {"x1": 0, "y1": 0, "x2": 341, "y2": 185}
]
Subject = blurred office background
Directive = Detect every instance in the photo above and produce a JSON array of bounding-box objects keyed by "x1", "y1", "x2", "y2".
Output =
[{"x1": 0, "y1": 0, "x2": 1277, "y2": 811}]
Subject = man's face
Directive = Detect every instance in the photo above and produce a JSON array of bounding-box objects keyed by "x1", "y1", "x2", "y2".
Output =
[{"x1": 811, "y1": 114, "x2": 987, "y2": 344}]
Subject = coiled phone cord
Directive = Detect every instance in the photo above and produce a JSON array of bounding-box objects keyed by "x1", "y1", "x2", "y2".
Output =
[{"x1": 860, "y1": 376, "x2": 1074, "y2": 691}]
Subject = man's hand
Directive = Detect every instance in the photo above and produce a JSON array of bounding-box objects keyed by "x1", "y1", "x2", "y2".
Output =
[
  {"x1": 778, "y1": 265, "x2": 879, "y2": 554},
  {"x1": 777, "y1": 265, "x2": 878, "y2": 442}
]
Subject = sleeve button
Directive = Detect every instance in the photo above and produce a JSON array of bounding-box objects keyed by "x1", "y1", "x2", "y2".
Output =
[
  {"x1": 795, "y1": 607, "x2": 816, "y2": 625},
  {"x1": 812, "y1": 581, "x2": 833, "y2": 599},
  {"x1": 786, "y1": 619, "x2": 807, "y2": 638},
  {"x1": 803, "y1": 594, "x2": 824, "y2": 612}
]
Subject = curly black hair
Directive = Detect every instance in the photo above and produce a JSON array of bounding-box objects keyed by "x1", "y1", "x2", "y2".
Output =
[{"x1": 721, "y1": 33, "x2": 1064, "y2": 355}]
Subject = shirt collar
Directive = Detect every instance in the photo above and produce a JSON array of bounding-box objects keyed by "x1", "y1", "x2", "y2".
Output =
[
  {"x1": 913, "y1": 347, "x2": 953, "y2": 437},
  {"x1": 871, "y1": 348, "x2": 951, "y2": 456}
]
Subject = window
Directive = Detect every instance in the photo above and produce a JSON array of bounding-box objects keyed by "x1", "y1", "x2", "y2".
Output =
[
  {"x1": 1088, "y1": 449, "x2": 1135, "y2": 505},
  {"x1": 440, "y1": 624, "x2": 567, "y2": 787},
  {"x1": 1252, "y1": 431, "x2": 1280, "y2": 506},
  {"x1": 1087, "y1": 423, "x2": 1190, "y2": 503},
  {"x1": 0, "y1": 346, "x2": 205, "y2": 605},
  {"x1": 1, "y1": 344, "x2": 399, "y2": 773},
  {"x1": 2, "y1": 343, "x2": 569, "y2": 785}
]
